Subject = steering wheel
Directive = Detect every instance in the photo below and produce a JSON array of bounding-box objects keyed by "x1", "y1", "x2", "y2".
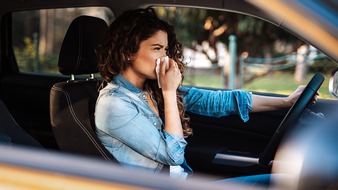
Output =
[{"x1": 259, "y1": 73, "x2": 325, "y2": 165}]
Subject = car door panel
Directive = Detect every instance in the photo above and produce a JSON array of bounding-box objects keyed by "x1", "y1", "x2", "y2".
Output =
[
  {"x1": 185, "y1": 94, "x2": 336, "y2": 177},
  {"x1": 185, "y1": 111, "x2": 283, "y2": 176},
  {"x1": 0, "y1": 72, "x2": 67, "y2": 149}
]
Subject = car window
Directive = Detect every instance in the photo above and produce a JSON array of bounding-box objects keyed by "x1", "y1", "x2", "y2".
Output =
[
  {"x1": 154, "y1": 6, "x2": 336, "y2": 99},
  {"x1": 12, "y1": 7, "x2": 114, "y2": 74}
]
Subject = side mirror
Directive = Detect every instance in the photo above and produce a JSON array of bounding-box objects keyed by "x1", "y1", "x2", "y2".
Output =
[{"x1": 329, "y1": 67, "x2": 338, "y2": 99}]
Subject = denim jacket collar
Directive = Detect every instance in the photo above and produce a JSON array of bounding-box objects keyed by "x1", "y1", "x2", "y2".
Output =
[{"x1": 112, "y1": 74, "x2": 142, "y2": 93}]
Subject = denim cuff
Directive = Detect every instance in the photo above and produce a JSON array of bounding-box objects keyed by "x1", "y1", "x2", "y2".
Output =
[
  {"x1": 162, "y1": 130, "x2": 187, "y2": 164},
  {"x1": 233, "y1": 90, "x2": 252, "y2": 122}
]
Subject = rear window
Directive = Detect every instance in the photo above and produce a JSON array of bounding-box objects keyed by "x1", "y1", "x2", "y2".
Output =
[{"x1": 12, "y1": 7, "x2": 114, "y2": 74}]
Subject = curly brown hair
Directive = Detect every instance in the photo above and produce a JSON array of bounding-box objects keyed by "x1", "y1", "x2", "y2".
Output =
[{"x1": 97, "y1": 8, "x2": 192, "y2": 137}]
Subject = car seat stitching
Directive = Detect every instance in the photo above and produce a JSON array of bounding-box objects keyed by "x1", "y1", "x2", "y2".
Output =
[{"x1": 52, "y1": 86, "x2": 114, "y2": 165}]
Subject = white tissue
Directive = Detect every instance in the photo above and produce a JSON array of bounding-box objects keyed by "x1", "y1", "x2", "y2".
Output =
[
  {"x1": 156, "y1": 58, "x2": 161, "y2": 88},
  {"x1": 155, "y1": 56, "x2": 169, "y2": 88}
]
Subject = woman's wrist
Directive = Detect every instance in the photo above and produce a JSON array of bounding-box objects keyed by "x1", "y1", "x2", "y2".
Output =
[
  {"x1": 162, "y1": 91, "x2": 177, "y2": 100},
  {"x1": 283, "y1": 96, "x2": 294, "y2": 108}
]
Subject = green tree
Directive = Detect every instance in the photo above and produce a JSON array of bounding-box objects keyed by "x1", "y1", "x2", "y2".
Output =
[
  {"x1": 156, "y1": 7, "x2": 304, "y2": 59},
  {"x1": 155, "y1": 7, "x2": 306, "y2": 87}
]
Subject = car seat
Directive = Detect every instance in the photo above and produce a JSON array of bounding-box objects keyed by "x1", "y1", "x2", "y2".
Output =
[{"x1": 49, "y1": 15, "x2": 118, "y2": 165}]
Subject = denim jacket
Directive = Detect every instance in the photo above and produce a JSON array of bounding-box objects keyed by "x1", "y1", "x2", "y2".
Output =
[{"x1": 95, "y1": 74, "x2": 252, "y2": 173}]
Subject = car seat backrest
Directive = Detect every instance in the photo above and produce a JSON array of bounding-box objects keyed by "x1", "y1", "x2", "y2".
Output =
[{"x1": 50, "y1": 16, "x2": 117, "y2": 165}]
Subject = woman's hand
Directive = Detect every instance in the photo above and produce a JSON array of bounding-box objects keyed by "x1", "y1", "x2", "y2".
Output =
[
  {"x1": 158, "y1": 57, "x2": 183, "y2": 137},
  {"x1": 159, "y1": 57, "x2": 182, "y2": 94},
  {"x1": 286, "y1": 85, "x2": 319, "y2": 106}
]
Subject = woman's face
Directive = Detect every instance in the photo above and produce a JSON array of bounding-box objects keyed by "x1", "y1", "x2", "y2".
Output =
[{"x1": 129, "y1": 30, "x2": 168, "y2": 80}]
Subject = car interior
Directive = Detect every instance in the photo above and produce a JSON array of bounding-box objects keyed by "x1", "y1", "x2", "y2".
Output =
[
  {"x1": 0, "y1": 1, "x2": 338, "y2": 185},
  {"x1": 0, "y1": 99, "x2": 44, "y2": 148}
]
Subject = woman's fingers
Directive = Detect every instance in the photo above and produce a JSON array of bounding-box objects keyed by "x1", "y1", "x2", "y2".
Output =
[
  {"x1": 294, "y1": 85, "x2": 320, "y2": 105},
  {"x1": 159, "y1": 58, "x2": 181, "y2": 91}
]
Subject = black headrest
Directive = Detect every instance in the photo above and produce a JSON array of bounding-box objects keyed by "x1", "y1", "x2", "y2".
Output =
[{"x1": 58, "y1": 16, "x2": 108, "y2": 75}]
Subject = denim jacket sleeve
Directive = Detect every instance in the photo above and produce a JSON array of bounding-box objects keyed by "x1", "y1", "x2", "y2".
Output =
[
  {"x1": 180, "y1": 87, "x2": 252, "y2": 122},
  {"x1": 95, "y1": 87, "x2": 187, "y2": 166}
]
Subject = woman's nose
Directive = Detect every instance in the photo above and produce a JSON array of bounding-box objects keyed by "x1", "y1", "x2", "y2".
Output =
[{"x1": 161, "y1": 49, "x2": 167, "y2": 57}]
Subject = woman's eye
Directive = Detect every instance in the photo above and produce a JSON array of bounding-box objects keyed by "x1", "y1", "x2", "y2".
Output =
[{"x1": 154, "y1": 47, "x2": 161, "y2": 50}]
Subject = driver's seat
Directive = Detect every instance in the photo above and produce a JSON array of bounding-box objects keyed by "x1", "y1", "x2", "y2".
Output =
[{"x1": 50, "y1": 16, "x2": 117, "y2": 165}]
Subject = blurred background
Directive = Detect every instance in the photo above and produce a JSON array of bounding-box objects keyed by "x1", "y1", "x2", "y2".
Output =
[{"x1": 11, "y1": 6, "x2": 336, "y2": 99}]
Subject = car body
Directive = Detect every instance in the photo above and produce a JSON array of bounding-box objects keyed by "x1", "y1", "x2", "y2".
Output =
[{"x1": 0, "y1": 0, "x2": 337, "y2": 189}]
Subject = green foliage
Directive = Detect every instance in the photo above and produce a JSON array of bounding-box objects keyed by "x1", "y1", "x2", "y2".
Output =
[
  {"x1": 14, "y1": 36, "x2": 36, "y2": 71},
  {"x1": 14, "y1": 36, "x2": 59, "y2": 74},
  {"x1": 12, "y1": 7, "x2": 114, "y2": 75},
  {"x1": 155, "y1": 7, "x2": 208, "y2": 48},
  {"x1": 237, "y1": 16, "x2": 265, "y2": 36},
  {"x1": 243, "y1": 71, "x2": 333, "y2": 99},
  {"x1": 183, "y1": 71, "x2": 334, "y2": 99},
  {"x1": 309, "y1": 58, "x2": 337, "y2": 73},
  {"x1": 155, "y1": 7, "x2": 304, "y2": 58}
]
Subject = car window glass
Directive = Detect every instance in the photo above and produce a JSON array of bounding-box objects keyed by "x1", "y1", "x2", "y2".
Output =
[
  {"x1": 154, "y1": 6, "x2": 336, "y2": 99},
  {"x1": 12, "y1": 7, "x2": 114, "y2": 75}
]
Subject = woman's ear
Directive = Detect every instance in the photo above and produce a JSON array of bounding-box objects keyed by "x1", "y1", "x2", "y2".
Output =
[{"x1": 129, "y1": 54, "x2": 135, "y2": 63}]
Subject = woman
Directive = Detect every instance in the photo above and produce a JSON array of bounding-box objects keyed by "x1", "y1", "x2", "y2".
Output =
[{"x1": 95, "y1": 8, "x2": 316, "y2": 181}]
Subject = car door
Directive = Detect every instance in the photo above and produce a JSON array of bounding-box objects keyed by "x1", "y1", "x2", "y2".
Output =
[{"x1": 185, "y1": 91, "x2": 285, "y2": 177}]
